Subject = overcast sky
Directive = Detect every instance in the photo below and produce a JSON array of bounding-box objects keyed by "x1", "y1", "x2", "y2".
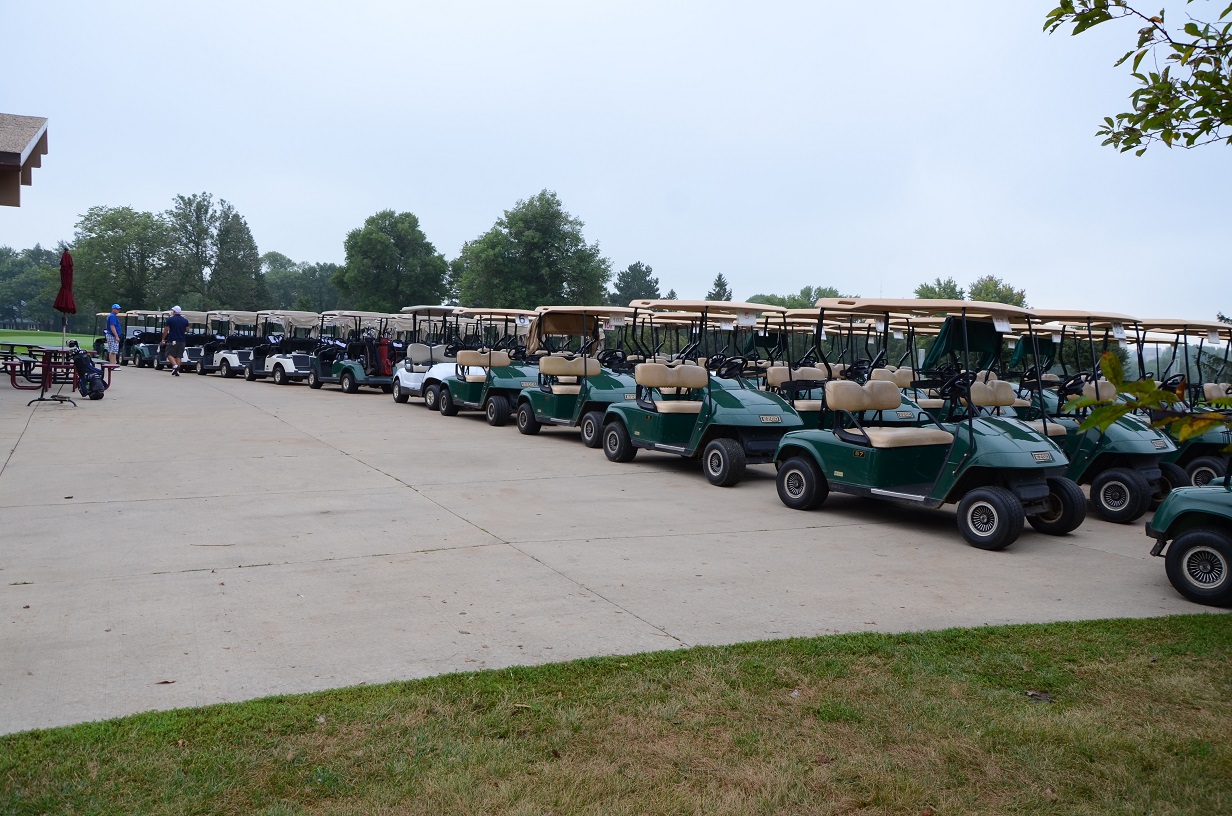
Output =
[{"x1": 2, "y1": 1, "x2": 1228, "y2": 318}]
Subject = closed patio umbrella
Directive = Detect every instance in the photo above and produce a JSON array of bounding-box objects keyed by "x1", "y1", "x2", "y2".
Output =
[{"x1": 53, "y1": 250, "x2": 76, "y2": 349}]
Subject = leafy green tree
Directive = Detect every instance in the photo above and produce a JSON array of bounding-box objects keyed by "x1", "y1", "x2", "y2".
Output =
[
  {"x1": 261, "y1": 252, "x2": 301, "y2": 309},
  {"x1": 454, "y1": 191, "x2": 610, "y2": 308},
  {"x1": 706, "y1": 273, "x2": 732, "y2": 301},
  {"x1": 294, "y1": 263, "x2": 341, "y2": 312},
  {"x1": 749, "y1": 285, "x2": 847, "y2": 309},
  {"x1": 210, "y1": 203, "x2": 267, "y2": 309},
  {"x1": 73, "y1": 206, "x2": 172, "y2": 311},
  {"x1": 336, "y1": 210, "x2": 448, "y2": 312},
  {"x1": 0, "y1": 245, "x2": 58, "y2": 329},
  {"x1": 663, "y1": 289, "x2": 678, "y2": 299},
  {"x1": 164, "y1": 193, "x2": 218, "y2": 304},
  {"x1": 608, "y1": 261, "x2": 660, "y2": 306},
  {"x1": 1045, "y1": 1, "x2": 1232, "y2": 153},
  {"x1": 968, "y1": 275, "x2": 1028, "y2": 306},
  {"x1": 914, "y1": 277, "x2": 965, "y2": 300}
]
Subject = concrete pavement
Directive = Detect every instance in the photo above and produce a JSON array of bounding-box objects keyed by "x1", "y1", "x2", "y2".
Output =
[{"x1": 0, "y1": 365, "x2": 1216, "y2": 734}]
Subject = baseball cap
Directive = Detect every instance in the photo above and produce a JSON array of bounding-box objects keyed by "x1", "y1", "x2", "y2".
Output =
[
  {"x1": 111, "y1": 303, "x2": 121, "y2": 310},
  {"x1": 172, "y1": 306, "x2": 182, "y2": 313}
]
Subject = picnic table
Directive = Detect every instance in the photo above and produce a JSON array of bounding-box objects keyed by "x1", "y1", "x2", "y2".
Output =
[{"x1": 3, "y1": 345, "x2": 118, "y2": 394}]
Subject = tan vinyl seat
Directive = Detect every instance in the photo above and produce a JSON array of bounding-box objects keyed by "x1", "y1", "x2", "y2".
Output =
[
  {"x1": 635, "y1": 363, "x2": 708, "y2": 413},
  {"x1": 457, "y1": 349, "x2": 511, "y2": 383},
  {"x1": 826, "y1": 380, "x2": 953, "y2": 448},
  {"x1": 1026, "y1": 420, "x2": 1069, "y2": 438},
  {"x1": 916, "y1": 398, "x2": 944, "y2": 409},
  {"x1": 968, "y1": 380, "x2": 1016, "y2": 408},
  {"x1": 766, "y1": 366, "x2": 829, "y2": 388},
  {"x1": 1083, "y1": 381, "x2": 1118, "y2": 401},
  {"x1": 540, "y1": 355, "x2": 599, "y2": 396},
  {"x1": 1204, "y1": 382, "x2": 1230, "y2": 401},
  {"x1": 870, "y1": 369, "x2": 898, "y2": 383}
]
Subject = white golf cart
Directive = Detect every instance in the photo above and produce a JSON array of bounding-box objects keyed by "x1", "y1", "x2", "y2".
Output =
[
  {"x1": 245, "y1": 310, "x2": 321, "y2": 384},
  {"x1": 390, "y1": 305, "x2": 470, "y2": 408}
]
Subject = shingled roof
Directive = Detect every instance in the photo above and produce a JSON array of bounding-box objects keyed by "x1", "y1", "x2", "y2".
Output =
[{"x1": 0, "y1": 113, "x2": 49, "y2": 207}]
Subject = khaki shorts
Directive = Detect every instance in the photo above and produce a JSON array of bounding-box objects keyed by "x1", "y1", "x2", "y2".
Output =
[{"x1": 168, "y1": 342, "x2": 185, "y2": 358}]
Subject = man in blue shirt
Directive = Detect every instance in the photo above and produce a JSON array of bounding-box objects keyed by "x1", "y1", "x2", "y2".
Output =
[
  {"x1": 105, "y1": 304, "x2": 123, "y2": 365},
  {"x1": 160, "y1": 306, "x2": 190, "y2": 376}
]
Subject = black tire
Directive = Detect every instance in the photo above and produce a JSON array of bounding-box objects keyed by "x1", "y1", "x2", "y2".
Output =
[
  {"x1": 273, "y1": 365, "x2": 287, "y2": 386},
  {"x1": 1090, "y1": 467, "x2": 1151, "y2": 523},
  {"x1": 1152, "y1": 461, "x2": 1191, "y2": 509},
  {"x1": 340, "y1": 371, "x2": 358, "y2": 394},
  {"x1": 196, "y1": 363, "x2": 207, "y2": 375},
  {"x1": 1186, "y1": 456, "x2": 1227, "y2": 487},
  {"x1": 392, "y1": 379, "x2": 409, "y2": 403},
  {"x1": 219, "y1": 360, "x2": 232, "y2": 378},
  {"x1": 1027, "y1": 477, "x2": 1087, "y2": 535},
  {"x1": 517, "y1": 402, "x2": 542, "y2": 435},
  {"x1": 120, "y1": 358, "x2": 128, "y2": 367},
  {"x1": 579, "y1": 410, "x2": 605, "y2": 448},
  {"x1": 308, "y1": 369, "x2": 323, "y2": 390},
  {"x1": 603, "y1": 420, "x2": 637, "y2": 462},
  {"x1": 1164, "y1": 529, "x2": 1232, "y2": 607},
  {"x1": 439, "y1": 386, "x2": 459, "y2": 416},
  {"x1": 486, "y1": 394, "x2": 510, "y2": 426},
  {"x1": 702, "y1": 438, "x2": 747, "y2": 487},
  {"x1": 155, "y1": 360, "x2": 164, "y2": 371},
  {"x1": 244, "y1": 365, "x2": 257, "y2": 381},
  {"x1": 957, "y1": 486, "x2": 1024, "y2": 550},
  {"x1": 380, "y1": 384, "x2": 393, "y2": 394},
  {"x1": 776, "y1": 455, "x2": 828, "y2": 510},
  {"x1": 424, "y1": 384, "x2": 440, "y2": 411}
]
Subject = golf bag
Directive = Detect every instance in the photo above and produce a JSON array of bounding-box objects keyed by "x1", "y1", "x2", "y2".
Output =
[{"x1": 67, "y1": 340, "x2": 108, "y2": 400}]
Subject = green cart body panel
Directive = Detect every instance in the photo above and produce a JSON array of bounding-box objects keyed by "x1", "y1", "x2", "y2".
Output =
[{"x1": 521, "y1": 370, "x2": 637, "y2": 425}]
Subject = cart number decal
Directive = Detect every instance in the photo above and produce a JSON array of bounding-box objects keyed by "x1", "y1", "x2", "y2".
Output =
[
  {"x1": 1031, "y1": 451, "x2": 1054, "y2": 462},
  {"x1": 521, "y1": 382, "x2": 535, "y2": 387},
  {"x1": 760, "y1": 415, "x2": 781, "y2": 423},
  {"x1": 853, "y1": 450, "x2": 865, "y2": 458},
  {"x1": 897, "y1": 411, "x2": 913, "y2": 419},
  {"x1": 624, "y1": 394, "x2": 636, "y2": 399},
  {"x1": 833, "y1": 471, "x2": 843, "y2": 477},
  {"x1": 1151, "y1": 439, "x2": 1167, "y2": 449}
]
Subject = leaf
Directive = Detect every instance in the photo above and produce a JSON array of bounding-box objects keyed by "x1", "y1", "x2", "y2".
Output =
[{"x1": 1098, "y1": 351, "x2": 1125, "y2": 387}]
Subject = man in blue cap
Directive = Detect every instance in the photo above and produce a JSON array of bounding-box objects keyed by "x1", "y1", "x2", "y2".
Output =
[{"x1": 106, "y1": 304, "x2": 123, "y2": 365}]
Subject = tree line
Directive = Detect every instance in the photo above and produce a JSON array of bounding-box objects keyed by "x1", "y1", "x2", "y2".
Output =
[{"x1": 2, "y1": 187, "x2": 1036, "y2": 333}]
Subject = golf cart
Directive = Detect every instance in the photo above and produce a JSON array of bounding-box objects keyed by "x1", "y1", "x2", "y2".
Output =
[
  {"x1": 390, "y1": 305, "x2": 468, "y2": 407},
  {"x1": 245, "y1": 310, "x2": 320, "y2": 384},
  {"x1": 120, "y1": 309, "x2": 166, "y2": 367},
  {"x1": 513, "y1": 306, "x2": 638, "y2": 445},
  {"x1": 600, "y1": 300, "x2": 805, "y2": 487},
  {"x1": 197, "y1": 310, "x2": 260, "y2": 377},
  {"x1": 1011, "y1": 310, "x2": 1180, "y2": 523},
  {"x1": 773, "y1": 298, "x2": 1087, "y2": 550},
  {"x1": 306, "y1": 311, "x2": 399, "y2": 393},
  {"x1": 437, "y1": 308, "x2": 538, "y2": 422},
  {"x1": 1131, "y1": 319, "x2": 1232, "y2": 486},
  {"x1": 1147, "y1": 454, "x2": 1232, "y2": 607}
]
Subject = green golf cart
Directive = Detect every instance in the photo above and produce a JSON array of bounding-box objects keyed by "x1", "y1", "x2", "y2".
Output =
[
  {"x1": 437, "y1": 308, "x2": 539, "y2": 423},
  {"x1": 600, "y1": 300, "x2": 805, "y2": 487},
  {"x1": 306, "y1": 311, "x2": 399, "y2": 393},
  {"x1": 514, "y1": 306, "x2": 638, "y2": 446},
  {"x1": 773, "y1": 298, "x2": 1087, "y2": 550},
  {"x1": 1146, "y1": 454, "x2": 1232, "y2": 607}
]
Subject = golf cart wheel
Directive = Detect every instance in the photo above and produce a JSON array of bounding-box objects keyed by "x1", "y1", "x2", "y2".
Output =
[
  {"x1": 120, "y1": 358, "x2": 128, "y2": 366},
  {"x1": 957, "y1": 486, "x2": 1024, "y2": 550},
  {"x1": 1152, "y1": 462, "x2": 1191, "y2": 509},
  {"x1": 155, "y1": 360, "x2": 164, "y2": 371},
  {"x1": 308, "y1": 369, "x2": 323, "y2": 390},
  {"x1": 439, "y1": 386, "x2": 459, "y2": 416},
  {"x1": 486, "y1": 395, "x2": 510, "y2": 426},
  {"x1": 1186, "y1": 456, "x2": 1227, "y2": 487},
  {"x1": 776, "y1": 456, "x2": 828, "y2": 510},
  {"x1": 1027, "y1": 477, "x2": 1087, "y2": 536},
  {"x1": 1091, "y1": 467, "x2": 1151, "y2": 523},
  {"x1": 244, "y1": 365, "x2": 256, "y2": 381},
  {"x1": 381, "y1": 384, "x2": 393, "y2": 394},
  {"x1": 703, "y1": 438, "x2": 747, "y2": 487},
  {"x1": 196, "y1": 363, "x2": 207, "y2": 375},
  {"x1": 424, "y1": 384, "x2": 440, "y2": 411},
  {"x1": 1164, "y1": 529, "x2": 1232, "y2": 607},
  {"x1": 272, "y1": 365, "x2": 287, "y2": 386},
  {"x1": 392, "y1": 379, "x2": 409, "y2": 403},
  {"x1": 340, "y1": 371, "x2": 358, "y2": 394},
  {"x1": 579, "y1": 410, "x2": 605, "y2": 448},
  {"x1": 219, "y1": 360, "x2": 232, "y2": 378},
  {"x1": 517, "y1": 402, "x2": 541, "y2": 435},
  {"x1": 603, "y1": 421, "x2": 637, "y2": 462}
]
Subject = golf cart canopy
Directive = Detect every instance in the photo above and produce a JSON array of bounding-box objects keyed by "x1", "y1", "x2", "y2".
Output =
[
  {"x1": 1136, "y1": 318, "x2": 1231, "y2": 338},
  {"x1": 813, "y1": 297, "x2": 1034, "y2": 321},
  {"x1": 1025, "y1": 309, "x2": 1139, "y2": 331},
  {"x1": 256, "y1": 310, "x2": 320, "y2": 330},
  {"x1": 164, "y1": 310, "x2": 208, "y2": 324},
  {"x1": 210, "y1": 310, "x2": 259, "y2": 327},
  {"x1": 629, "y1": 299, "x2": 787, "y2": 315},
  {"x1": 400, "y1": 305, "x2": 462, "y2": 317},
  {"x1": 531, "y1": 305, "x2": 634, "y2": 334}
]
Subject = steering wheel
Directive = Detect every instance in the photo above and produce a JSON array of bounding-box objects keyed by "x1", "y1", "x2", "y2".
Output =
[
  {"x1": 597, "y1": 349, "x2": 626, "y2": 367},
  {"x1": 707, "y1": 353, "x2": 727, "y2": 371},
  {"x1": 444, "y1": 342, "x2": 462, "y2": 358},
  {"x1": 1161, "y1": 373, "x2": 1186, "y2": 390},
  {"x1": 868, "y1": 349, "x2": 886, "y2": 370},
  {"x1": 937, "y1": 371, "x2": 976, "y2": 399},
  {"x1": 1058, "y1": 372, "x2": 1088, "y2": 396},
  {"x1": 718, "y1": 356, "x2": 748, "y2": 379}
]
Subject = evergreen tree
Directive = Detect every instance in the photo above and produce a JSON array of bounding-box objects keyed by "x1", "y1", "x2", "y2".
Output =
[
  {"x1": 608, "y1": 261, "x2": 659, "y2": 306},
  {"x1": 705, "y1": 273, "x2": 732, "y2": 301},
  {"x1": 210, "y1": 203, "x2": 267, "y2": 310}
]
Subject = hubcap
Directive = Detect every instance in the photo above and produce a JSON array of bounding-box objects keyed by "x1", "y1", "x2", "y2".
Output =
[
  {"x1": 1183, "y1": 546, "x2": 1227, "y2": 588},
  {"x1": 707, "y1": 450, "x2": 724, "y2": 475},
  {"x1": 1036, "y1": 493, "x2": 1062, "y2": 523},
  {"x1": 968, "y1": 501, "x2": 998, "y2": 536},
  {"x1": 1193, "y1": 467, "x2": 1216, "y2": 487},
  {"x1": 606, "y1": 431, "x2": 618, "y2": 453},
  {"x1": 1100, "y1": 480, "x2": 1130, "y2": 510},
  {"x1": 784, "y1": 468, "x2": 805, "y2": 499}
]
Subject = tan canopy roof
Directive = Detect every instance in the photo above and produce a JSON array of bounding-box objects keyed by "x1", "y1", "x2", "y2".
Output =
[
  {"x1": 400, "y1": 305, "x2": 462, "y2": 317},
  {"x1": 256, "y1": 310, "x2": 320, "y2": 329},
  {"x1": 629, "y1": 299, "x2": 787, "y2": 315},
  {"x1": 207, "y1": 310, "x2": 259, "y2": 326},
  {"x1": 813, "y1": 297, "x2": 1033, "y2": 320}
]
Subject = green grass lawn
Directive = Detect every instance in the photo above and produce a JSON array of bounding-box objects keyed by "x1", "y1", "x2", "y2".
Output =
[
  {"x1": 2, "y1": 615, "x2": 1229, "y2": 815},
  {"x1": 0, "y1": 329, "x2": 98, "y2": 348}
]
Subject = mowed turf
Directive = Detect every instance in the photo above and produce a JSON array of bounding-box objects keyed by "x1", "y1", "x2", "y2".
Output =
[{"x1": 2, "y1": 615, "x2": 1229, "y2": 815}]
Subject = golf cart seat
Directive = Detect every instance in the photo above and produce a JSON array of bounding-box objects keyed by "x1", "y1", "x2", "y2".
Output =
[
  {"x1": 974, "y1": 369, "x2": 997, "y2": 382},
  {"x1": 1083, "y1": 381, "x2": 1118, "y2": 401},
  {"x1": 1025, "y1": 420, "x2": 1069, "y2": 437},
  {"x1": 457, "y1": 349, "x2": 511, "y2": 382},
  {"x1": 826, "y1": 380, "x2": 954, "y2": 449},
  {"x1": 870, "y1": 368, "x2": 917, "y2": 390},
  {"x1": 768, "y1": 366, "x2": 829, "y2": 411},
  {"x1": 1203, "y1": 382, "x2": 1231, "y2": 401},
  {"x1": 540, "y1": 355, "x2": 600, "y2": 395},
  {"x1": 968, "y1": 380, "x2": 1017, "y2": 407},
  {"x1": 636, "y1": 363, "x2": 708, "y2": 413}
]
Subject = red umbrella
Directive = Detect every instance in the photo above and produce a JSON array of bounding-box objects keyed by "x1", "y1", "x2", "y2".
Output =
[{"x1": 53, "y1": 250, "x2": 77, "y2": 315}]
